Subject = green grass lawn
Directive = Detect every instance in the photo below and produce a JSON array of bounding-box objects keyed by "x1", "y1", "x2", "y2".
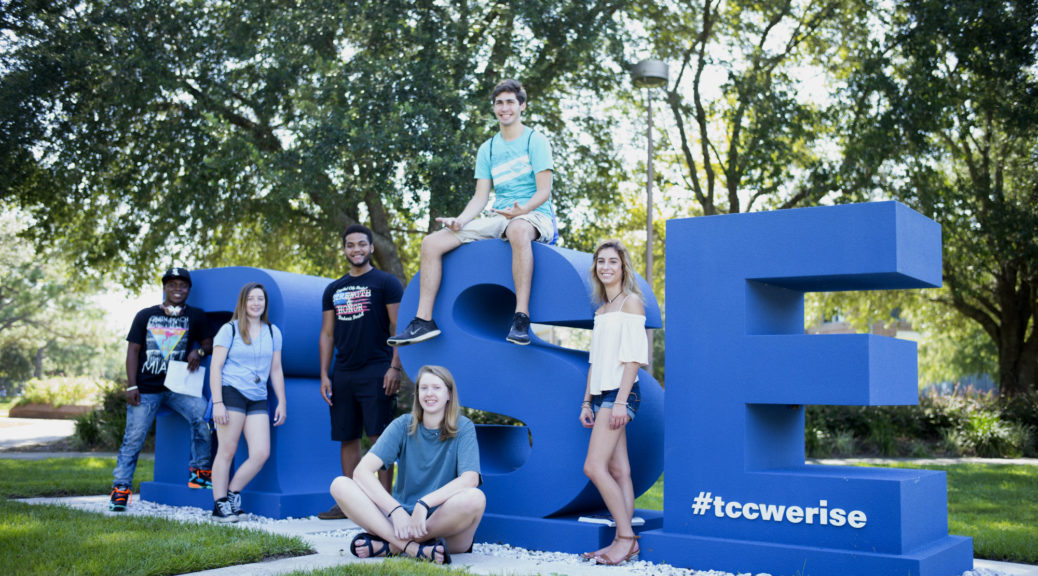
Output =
[
  {"x1": 634, "y1": 463, "x2": 1038, "y2": 565},
  {"x1": 872, "y1": 462, "x2": 1038, "y2": 565},
  {"x1": 0, "y1": 457, "x2": 312, "y2": 576}
]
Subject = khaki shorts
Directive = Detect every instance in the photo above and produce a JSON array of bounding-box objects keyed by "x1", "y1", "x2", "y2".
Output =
[{"x1": 452, "y1": 211, "x2": 555, "y2": 244}]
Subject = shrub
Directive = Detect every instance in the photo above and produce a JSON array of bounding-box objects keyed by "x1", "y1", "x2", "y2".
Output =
[
  {"x1": 17, "y1": 376, "x2": 110, "y2": 407},
  {"x1": 73, "y1": 382, "x2": 154, "y2": 451}
]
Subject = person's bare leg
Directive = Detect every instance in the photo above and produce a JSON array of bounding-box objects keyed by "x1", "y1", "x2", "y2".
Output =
[
  {"x1": 583, "y1": 416, "x2": 637, "y2": 563},
  {"x1": 340, "y1": 439, "x2": 362, "y2": 477},
  {"x1": 212, "y1": 411, "x2": 246, "y2": 500},
  {"x1": 416, "y1": 230, "x2": 462, "y2": 320},
  {"x1": 227, "y1": 413, "x2": 271, "y2": 492},
  {"x1": 423, "y1": 487, "x2": 487, "y2": 557},
  {"x1": 330, "y1": 476, "x2": 408, "y2": 557},
  {"x1": 505, "y1": 220, "x2": 537, "y2": 316}
]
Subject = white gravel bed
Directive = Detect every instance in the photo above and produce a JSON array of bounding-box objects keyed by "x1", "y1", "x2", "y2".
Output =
[{"x1": 18, "y1": 495, "x2": 1010, "y2": 576}]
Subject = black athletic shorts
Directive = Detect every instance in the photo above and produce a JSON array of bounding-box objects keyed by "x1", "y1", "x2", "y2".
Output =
[{"x1": 330, "y1": 368, "x2": 397, "y2": 442}]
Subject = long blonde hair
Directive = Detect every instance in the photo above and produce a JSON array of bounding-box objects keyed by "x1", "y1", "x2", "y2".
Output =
[
  {"x1": 408, "y1": 365, "x2": 460, "y2": 441},
  {"x1": 230, "y1": 282, "x2": 270, "y2": 345},
  {"x1": 589, "y1": 239, "x2": 643, "y2": 305}
]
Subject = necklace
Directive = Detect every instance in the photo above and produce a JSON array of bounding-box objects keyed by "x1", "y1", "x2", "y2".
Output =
[
  {"x1": 607, "y1": 290, "x2": 623, "y2": 304},
  {"x1": 249, "y1": 323, "x2": 263, "y2": 383}
]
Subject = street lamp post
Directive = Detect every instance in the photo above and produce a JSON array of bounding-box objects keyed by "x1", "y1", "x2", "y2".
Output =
[{"x1": 631, "y1": 59, "x2": 669, "y2": 368}]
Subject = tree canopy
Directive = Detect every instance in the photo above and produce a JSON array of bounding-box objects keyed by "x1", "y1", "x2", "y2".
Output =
[
  {"x1": 1, "y1": 0, "x2": 631, "y2": 286},
  {"x1": 834, "y1": 0, "x2": 1038, "y2": 397}
]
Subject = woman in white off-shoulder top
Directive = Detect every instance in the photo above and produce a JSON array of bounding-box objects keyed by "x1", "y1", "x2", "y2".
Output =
[{"x1": 579, "y1": 240, "x2": 649, "y2": 566}]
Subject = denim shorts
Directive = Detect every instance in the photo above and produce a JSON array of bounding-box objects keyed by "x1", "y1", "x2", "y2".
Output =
[
  {"x1": 591, "y1": 382, "x2": 641, "y2": 421},
  {"x1": 221, "y1": 385, "x2": 268, "y2": 415}
]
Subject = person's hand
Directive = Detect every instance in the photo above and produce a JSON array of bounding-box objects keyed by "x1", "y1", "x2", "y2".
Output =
[
  {"x1": 580, "y1": 405, "x2": 595, "y2": 428},
  {"x1": 273, "y1": 402, "x2": 286, "y2": 427},
  {"x1": 610, "y1": 404, "x2": 630, "y2": 430},
  {"x1": 389, "y1": 507, "x2": 412, "y2": 540},
  {"x1": 125, "y1": 388, "x2": 140, "y2": 407},
  {"x1": 491, "y1": 202, "x2": 525, "y2": 219},
  {"x1": 409, "y1": 504, "x2": 429, "y2": 540},
  {"x1": 213, "y1": 402, "x2": 229, "y2": 425},
  {"x1": 383, "y1": 367, "x2": 401, "y2": 396},
  {"x1": 186, "y1": 349, "x2": 201, "y2": 371},
  {"x1": 435, "y1": 216, "x2": 463, "y2": 231},
  {"x1": 320, "y1": 376, "x2": 333, "y2": 406}
]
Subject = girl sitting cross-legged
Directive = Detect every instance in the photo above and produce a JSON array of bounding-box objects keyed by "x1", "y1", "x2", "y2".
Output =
[{"x1": 330, "y1": 364, "x2": 485, "y2": 565}]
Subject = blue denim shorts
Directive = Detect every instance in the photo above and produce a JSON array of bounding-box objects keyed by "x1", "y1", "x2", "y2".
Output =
[
  {"x1": 591, "y1": 382, "x2": 641, "y2": 421},
  {"x1": 222, "y1": 385, "x2": 268, "y2": 415}
]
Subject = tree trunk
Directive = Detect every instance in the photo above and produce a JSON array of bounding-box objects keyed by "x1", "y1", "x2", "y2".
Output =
[{"x1": 33, "y1": 346, "x2": 45, "y2": 379}]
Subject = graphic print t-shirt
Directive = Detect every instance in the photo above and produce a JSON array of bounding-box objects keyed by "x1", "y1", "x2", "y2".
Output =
[
  {"x1": 127, "y1": 305, "x2": 212, "y2": 393},
  {"x1": 322, "y1": 269, "x2": 403, "y2": 376}
]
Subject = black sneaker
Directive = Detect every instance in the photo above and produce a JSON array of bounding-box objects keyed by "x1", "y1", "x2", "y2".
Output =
[
  {"x1": 213, "y1": 498, "x2": 239, "y2": 523},
  {"x1": 109, "y1": 486, "x2": 132, "y2": 512},
  {"x1": 228, "y1": 490, "x2": 244, "y2": 516},
  {"x1": 387, "y1": 317, "x2": 441, "y2": 346},
  {"x1": 506, "y1": 312, "x2": 531, "y2": 345}
]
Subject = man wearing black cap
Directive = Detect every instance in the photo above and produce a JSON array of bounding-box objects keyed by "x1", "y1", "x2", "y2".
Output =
[{"x1": 109, "y1": 267, "x2": 215, "y2": 512}]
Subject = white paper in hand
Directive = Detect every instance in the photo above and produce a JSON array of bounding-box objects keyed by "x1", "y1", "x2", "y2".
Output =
[{"x1": 165, "y1": 360, "x2": 205, "y2": 397}]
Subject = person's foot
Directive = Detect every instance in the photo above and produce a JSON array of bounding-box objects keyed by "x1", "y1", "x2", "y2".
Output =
[
  {"x1": 188, "y1": 468, "x2": 213, "y2": 489},
  {"x1": 594, "y1": 534, "x2": 640, "y2": 565},
  {"x1": 317, "y1": 503, "x2": 347, "y2": 520},
  {"x1": 387, "y1": 317, "x2": 441, "y2": 346},
  {"x1": 506, "y1": 312, "x2": 531, "y2": 345},
  {"x1": 228, "y1": 490, "x2": 244, "y2": 515},
  {"x1": 350, "y1": 532, "x2": 391, "y2": 558},
  {"x1": 212, "y1": 497, "x2": 239, "y2": 523},
  {"x1": 108, "y1": 486, "x2": 132, "y2": 512},
  {"x1": 404, "y1": 538, "x2": 451, "y2": 564}
]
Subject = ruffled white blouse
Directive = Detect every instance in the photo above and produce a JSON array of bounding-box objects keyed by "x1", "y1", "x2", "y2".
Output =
[{"x1": 588, "y1": 311, "x2": 649, "y2": 395}]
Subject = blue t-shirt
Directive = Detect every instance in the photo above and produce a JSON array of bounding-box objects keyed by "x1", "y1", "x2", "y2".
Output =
[
  {"x1": 370, "y1": 414, "x2": 481, "y2": 508},
  {"x1": 474, "y1": 127, "x2": 554, "y2": 219},
  {"x1": 213, "y1": 321, "x2": 283, "y2": 401}
]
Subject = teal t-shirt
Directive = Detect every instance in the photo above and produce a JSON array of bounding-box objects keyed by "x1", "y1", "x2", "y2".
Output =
[
  {"x1": 371, "y1": 414, "x2": 481, "y2": 508},
  {"x1": 474, "y1": 127, "x2": 554, "y2": 219}
]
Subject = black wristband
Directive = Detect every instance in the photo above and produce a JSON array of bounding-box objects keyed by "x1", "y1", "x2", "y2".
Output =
[
  {"x1": 387, "y1": 504, "x2": 403, "y2": 517},
  {"x1": 416, "y1": 499, "x2": 430, "y2": 511}
]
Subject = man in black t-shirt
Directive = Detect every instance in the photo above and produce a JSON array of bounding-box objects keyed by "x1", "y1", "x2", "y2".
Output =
[
  {"x1": 318, "y1": 224, "x2": 404, "y2": 519},
  {"x1": 109, "y1": 267, "x2": 215, "y2": 512}
]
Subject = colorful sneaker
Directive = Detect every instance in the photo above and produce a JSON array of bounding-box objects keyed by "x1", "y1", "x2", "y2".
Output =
[
  {"x1": 109, "y1": 486, "x2": 132, "y2": 512},
  {"x1": 387, "y1": 317, "x2": 440, "y2": 346},
  {"x1": 188, "y1": 467, "x2": 213, "y2": 489},
  {"x1": 506, "y1": 312, "x2": 531, "y2": 345},
  {"x1": 228, "y1": 490, "x2": 244, "y2": 516},
  {"x1": 212, "y1": 497, "x2": 239, "y2": 523}
]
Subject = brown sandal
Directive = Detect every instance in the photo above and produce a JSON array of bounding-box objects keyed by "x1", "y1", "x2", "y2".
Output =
[{"x1": 594, "y1": 534, "x2": 640, "y2": 566}]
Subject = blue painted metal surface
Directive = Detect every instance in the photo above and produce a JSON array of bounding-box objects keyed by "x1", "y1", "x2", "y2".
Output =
[
  {"x1": 395, "y1": 241, "x2": 666, "y2": 548},
  {"x1": 141, "y1": 267, "x2": 342, "y2": 518},
  {"x1": 641, "y1": 202, "x2": 972, "y2": 575}
]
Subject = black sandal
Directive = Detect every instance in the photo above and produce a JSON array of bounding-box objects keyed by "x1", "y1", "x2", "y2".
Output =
[
  {"x1": 349, "y1": 532, "x2": 390, "y2": 558},
  {"x1": 404, "y1": 538, "x2": 451, "y2": 565}
]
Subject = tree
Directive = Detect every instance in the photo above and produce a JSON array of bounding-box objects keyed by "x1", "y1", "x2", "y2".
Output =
[
  {"x1": 1, "y1": 0, "x2": 632, "y2": 288},
  {"x1": 629, "y1": 0, "x2": 858, "y2": 217},
  {"x1": 837, "y1": 0, "x2": 1038, "y2": 397},
  {"x1": 0, "y1": 212, "x2": 119, "y2": 383}
]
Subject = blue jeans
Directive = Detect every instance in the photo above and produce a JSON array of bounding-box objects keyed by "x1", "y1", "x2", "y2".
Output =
[{"x1": 112, "y1": 391, "x2": 212, "y2": 488}]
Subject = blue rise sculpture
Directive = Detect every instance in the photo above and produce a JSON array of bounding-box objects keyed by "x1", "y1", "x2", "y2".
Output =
[
  {"x1": 141, "y1": 267, "x2": 343, "y2": 518},
  {"x1": 641, "y1": 201, "x2": 972, "y2": 576},
  {"x1": 395, "y1": 240, "x2": 667, "y2": 553}
]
